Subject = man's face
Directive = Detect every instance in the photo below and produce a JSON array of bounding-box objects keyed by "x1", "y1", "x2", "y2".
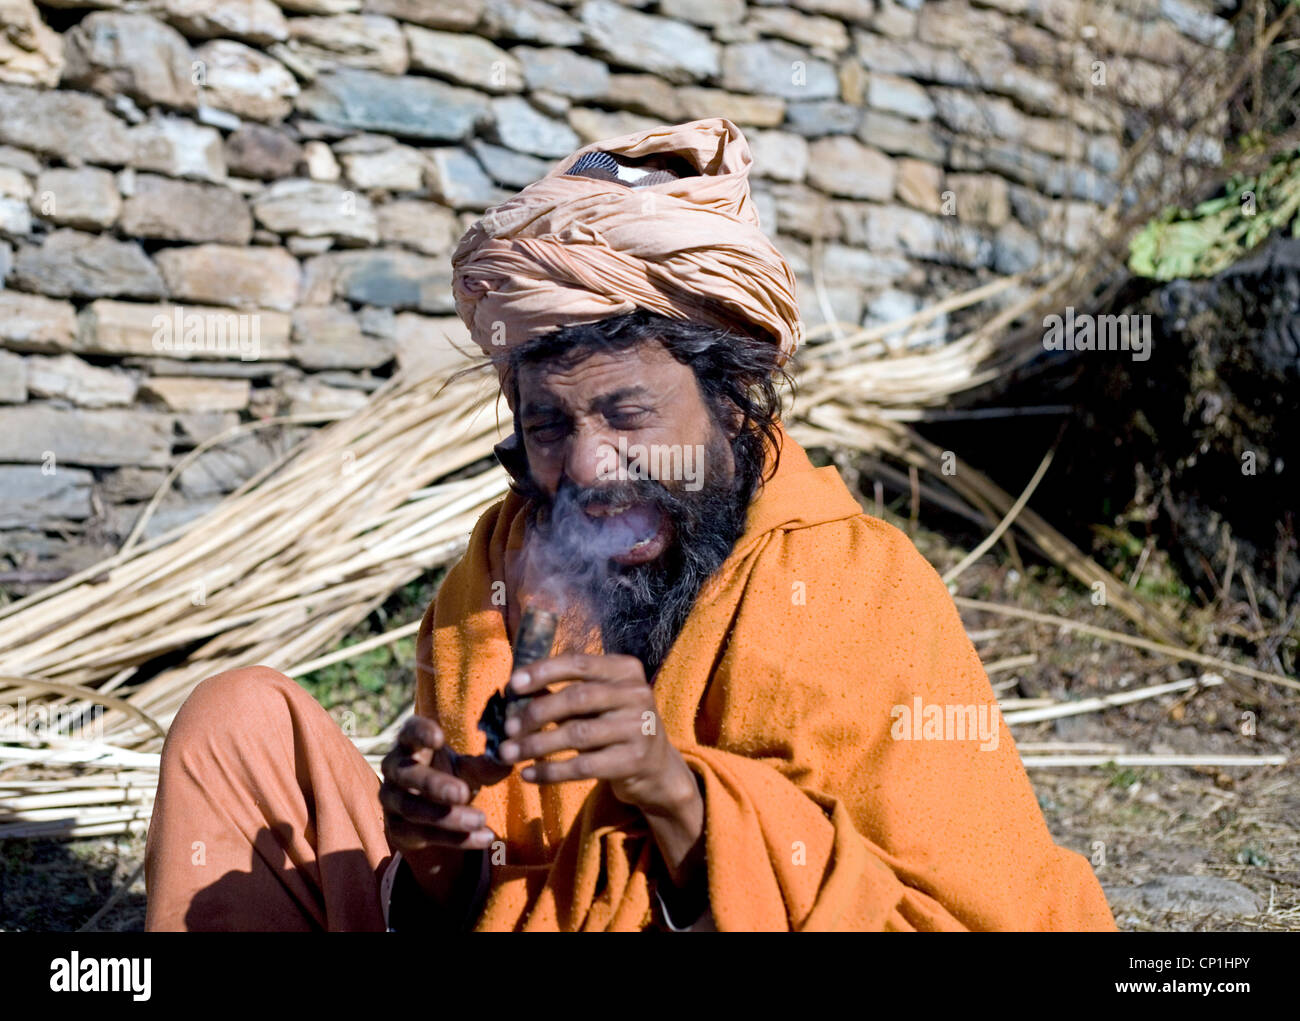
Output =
[
  {"x1": 516, "y1": 341, "x2": 736, "y2": 566},
  {"x1": 511, "y1": 339, "x2": 753, "y2": 676}
]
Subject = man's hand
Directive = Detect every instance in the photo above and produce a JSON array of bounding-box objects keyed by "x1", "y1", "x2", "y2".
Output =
[
  {"x1": 497, "y1": 653, "x2": 693, "y2": 810},
  {"x1": 497, "y1": 653, "x2": 706, "y2": 885},
  {"x1": 379, "y1": 716, "x2": 509, "y2": 901}
]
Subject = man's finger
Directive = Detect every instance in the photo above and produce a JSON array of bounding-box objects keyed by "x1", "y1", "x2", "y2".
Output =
[
  {"x1": 500, "y1": 710, "x2": 641, "y2": 764},
  {"x1": 396, "y1": 715, "x2": 444, "y2": 753},
  {"x1": 505, "y1": 683, "x2": 635, "y2": 738},
  {"x1": 521, "y1": 745, "x2": 630, "y2": 785},
  {"x1": 381, "y1": 756, "x2": 470, "y2": 804},
  {"x1": 509, "y1": 653, "x2": 644, "y2": 695},
  {"x1": 385, "y1": 814, "x2": 496, "y2": 852},
  {"x1": 380, "y1": 784, "x2": 486, "y2": 831}
]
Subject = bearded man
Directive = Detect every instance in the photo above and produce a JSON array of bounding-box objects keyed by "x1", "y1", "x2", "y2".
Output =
[{"x1": 144, "y1": 118, "x2": 1117, "y2": 932}]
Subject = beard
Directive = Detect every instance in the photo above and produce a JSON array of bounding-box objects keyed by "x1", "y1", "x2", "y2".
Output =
[{"x1": 514, "y1": 425, "x2": 757, "y2": 679}]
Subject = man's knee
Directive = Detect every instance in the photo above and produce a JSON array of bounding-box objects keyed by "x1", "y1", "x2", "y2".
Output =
[{"x1": 165, "y1": 665, "x2": 303, "y2": 756}]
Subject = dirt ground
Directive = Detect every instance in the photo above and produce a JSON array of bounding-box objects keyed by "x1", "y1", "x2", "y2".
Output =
[{"x1": 2, "y1": 504, "x2": 1295, "y2": 933}]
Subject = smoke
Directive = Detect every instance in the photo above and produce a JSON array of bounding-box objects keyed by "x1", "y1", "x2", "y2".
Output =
[{"x1": 511, "y1": 426, "x2": 750, "y2": 678}]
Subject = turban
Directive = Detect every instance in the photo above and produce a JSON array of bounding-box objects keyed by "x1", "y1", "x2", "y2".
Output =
[{"x1": 450, "y1": 117, "x2": 803, "y2": 374}]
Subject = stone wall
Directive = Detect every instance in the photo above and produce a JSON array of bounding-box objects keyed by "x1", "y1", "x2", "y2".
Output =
[{"x1": 0, "y1": 0, "x2": 1235, "y2": 586}]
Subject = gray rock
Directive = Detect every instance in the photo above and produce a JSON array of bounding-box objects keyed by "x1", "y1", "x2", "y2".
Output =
[
  {"x1": 992, "y1": 219, "x2": 1039, "y2": 274},
  {"x1": 768, "y1": 181, "x2": 841, "y2": 241},
  {"x1": 224, "y1": 123, "x2": 304, "y2": 179},
  {"x1": 946, "y1": 172, "x2": 1010, "y2": 228},
  {"x1": 363, "y1": 0, "x2": 484, "y2": 30},
  {"x1": 30, "y1": 168, "x2": 122, "y2": 230},
  {"x1": 302, "y1": 140, "x2": 341, "y2": 181},
  {"x1": 0, "y1": 465, "x2": 95, "y2": 527},
  {"x1": 276, "y1": 0, "x2": 362, "y2": 10},
  {"x1": 253, "y1": 178, "x2": 380, "y2": 244},
  {"x1": 721, "y1": 40, "x2": 838, "y2": 99},
  {"x1": 853, "y1": 31, "x2": 977, "y2": 87},
  {"x1": 375, "y1": 199, "x2": 461, "y2": 254},
  {"x1": 155, "y1": 244, "x2": 301, "y2": 312},
  {"x1": 0, "y1": 405, "x2": 173, "y2": 468},
  {"x1": 291, "y1": 304, "x2": 396, "y2": 369},
  {"x1": 0, "y1": 291, "x2": 79, "y2": 352},
  {"x1": 175, "y1": 402, "x2": 247, "y2": 442},
  {"x1": 153, "y1": 0, "x2": 290, "y2": 45},
  {"x1": 25, "y1": 353, "x2": 138, "y2": 407},
  {"x1": 838, "y1": 202, "x2": 992, "y2": 269},
  {"x1": 0, "y1": 193, "x2": 30, "y2": 234},
  {"x1": 807, "y1": 137, "x2": 895, "y2": 201},
  {"x1": 427, "y1": 146, "x2": 511, "y2": 208},
  {"x1": 0, "y1": 0, "x2": 63, "y2": 89},
  {"x1": 580, "y1": 0, "x2": 719, "y2": 84},
  {"x1": 193, "y1": 39, "x2": 300, "y2": 122},
  {"x1": 140, "y1": 376, "x2": 252, "y2": 412},
  {"x1": 489, "y1": 96, "x2": 579, "y2": 158},
  {"x1": 282, "y1": 376, "x2": 370, "y2": 414},
  {"x1": 106, "y1": 495, "x2": 223, "y2": 544},
  {"x1": 784, "y1": 100, "x2": 861, "y2": 136},
  {"x1": 405, "y1": 25, "x2": 522, "y2": 92},
  {"x1": 821, "y1": 243, "x2": 914, "y2": 287},
  {"x1": 0, "y1": 145, "x2": 41, "y2": 176},
  {"x1": 178, "y1": 433, "x2": 277, "y2": 497},
  {"x1": 0, "y1": 84, "x2": 134, "y2": 166},
  {"x1": 100, "y1": 465, "x2": 170, "y2": 503},
  {"x1": 597, "y1": 74, "x2": 683, "y2": 120},
  {"x1": 513, "y1": 46, "x2": 610, "y2": 99},
  {"x1": 674, "y1": 88, "x2": 785, "y2": 128},
  {"x1": 286, "y1": 14, "x2": 409, "y2": 75},
  {"x1": 339, "y1": 144, "x2": 426, "y2": 191},
  {"x1": 747, "y1": 6, "x2": 850, "y2": 50},
  {"x1": 658, "y1": 0, "x2": 744, "y2": 27},
  {"x1": 77, "y1": 299, "x2": 292, "y2": 361},
  {"x1": 303, "y1": 249, "x2": 456, "y2": 313},
  {"x1": 0, "y1": 350, "x2": 24, "y2": 403},
  {"x1": 128, "y1": 115, "x2": 227, "y2": 183},
  {"x1": 296, "y1": 68, "x2": 490, "y2": 141},
  {"x1": 12, "y1": 230, "x2": 165, "y2": 300},
  {"x1": 121, "y1": 174, "x2": 253, "y2": 244},
  {"x1": 1040, "y1": 161, "x2": 1118, "y2": 205},
  {"x1": 1104, "y1": 876, "x2": 1261, "y2": 916},
  {"x1": 1159, "y1": 0, "x2": 1233, "y2": 48},
  {"x1": 747, "y1": 130, "x2": 809, "y2": 183},
  {"x1": 469, "y1": 140, "x2": 553, "y2": 189},
  {"x1": 482, "y1": 0, "x2": 583, "y2": 46},
  {"x1": 392, "y1": 311, "x2": 475, "y2": 378},
  {"x1": 62, "y1": 12, "x2": 198, "y2": 111},
  {"x1": 866, "y1": 72, "x2": 935, "y2": 121},
  {"x1": 567, "y1": 108, "x2": 661, "y2": 145}
]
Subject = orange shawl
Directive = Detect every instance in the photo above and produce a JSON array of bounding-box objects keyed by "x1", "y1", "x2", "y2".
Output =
[{"x1": 414, "y1": 428, "x2": 1117, "y2": 931}]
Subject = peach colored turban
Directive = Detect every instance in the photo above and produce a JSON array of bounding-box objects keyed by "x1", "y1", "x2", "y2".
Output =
[{"x1": 450, "y1": 117, "x2": 803, "y2": 373}]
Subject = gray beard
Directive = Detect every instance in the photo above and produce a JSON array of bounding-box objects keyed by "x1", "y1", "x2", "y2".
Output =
[{"x1": 518, "y1": 430, "x2": 754, "y2": 679}]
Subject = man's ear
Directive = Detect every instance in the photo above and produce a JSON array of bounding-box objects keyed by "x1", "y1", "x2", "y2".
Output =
[{"x1": 719, "y1": 400, "x2": 744, "y2": 441}]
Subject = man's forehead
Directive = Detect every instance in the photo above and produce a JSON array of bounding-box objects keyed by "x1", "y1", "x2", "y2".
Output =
[{"x1": 516, "y1": 343, "x2": 688, "y2": 409}]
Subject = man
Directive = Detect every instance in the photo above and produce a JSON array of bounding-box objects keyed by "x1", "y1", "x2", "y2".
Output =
[{"x1": 144, "y1": 118, "x2": 1117, "y2": 931}]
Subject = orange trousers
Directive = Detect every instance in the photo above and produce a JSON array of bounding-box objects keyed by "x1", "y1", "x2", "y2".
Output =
[{"x1": 143, "y1": 666, "x2": 394, "y2": 931}]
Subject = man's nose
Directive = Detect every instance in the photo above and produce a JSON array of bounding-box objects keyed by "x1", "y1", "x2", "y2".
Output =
[{"x1": 563, "y1": 426, "x2": 619, "y2": 490}]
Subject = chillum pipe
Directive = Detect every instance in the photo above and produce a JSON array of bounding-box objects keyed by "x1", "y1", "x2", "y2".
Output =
[{"x1": 477, "y1": 606, "x2": 558, "y2": 762}]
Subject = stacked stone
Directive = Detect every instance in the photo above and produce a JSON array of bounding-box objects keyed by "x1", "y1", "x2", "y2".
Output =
[{"x1": 0, "y1": 0, "x2": 1235, "y2": 583}]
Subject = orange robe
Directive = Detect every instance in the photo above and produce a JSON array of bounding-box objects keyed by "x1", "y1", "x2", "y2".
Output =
[{"x1": 419, "y1": 426, "x2": 1118, "y2": 931}]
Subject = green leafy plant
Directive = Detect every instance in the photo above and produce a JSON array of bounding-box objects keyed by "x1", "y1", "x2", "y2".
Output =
[{"x1": 1129, "y1": 147, "x2": 1300, "y2": 280}]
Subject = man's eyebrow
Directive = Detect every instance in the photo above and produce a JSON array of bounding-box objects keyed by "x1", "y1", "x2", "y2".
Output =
[{"x1": 593, "y1": 386, "x2": 653, "y2": 407}]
